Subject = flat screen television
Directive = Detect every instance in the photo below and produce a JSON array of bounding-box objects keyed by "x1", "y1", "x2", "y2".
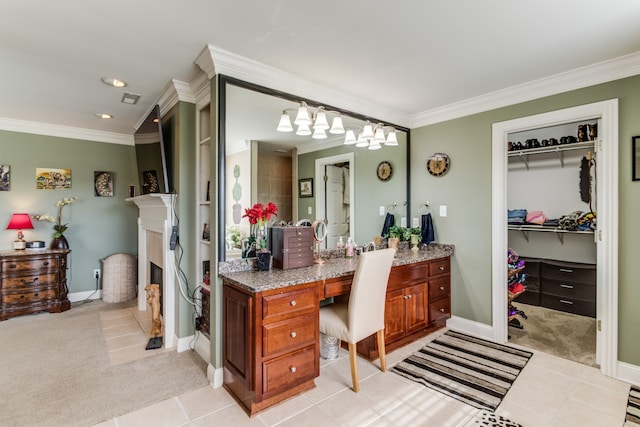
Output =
[{"x1": 134, "y1": 105, "x2": 172, "y2": 194}]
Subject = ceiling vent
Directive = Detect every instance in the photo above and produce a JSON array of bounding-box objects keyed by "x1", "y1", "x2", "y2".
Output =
[{"x1": 121, "y1": 92, "x2": 141, "y2": 105}]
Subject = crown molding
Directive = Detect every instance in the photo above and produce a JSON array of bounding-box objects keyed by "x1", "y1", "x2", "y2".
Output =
[
  {"x1": 198, "y1": 44, "x2": 411, "y2": 128},
  {"x1": 0, "y1": 117, "x2": 133, "y2": 145},
  {"x1": 135, "y1": 79, "x2": 197, "y2": 131},
  {"x1": 411, "y1": 50, "x2": 640, "y2": 128}
]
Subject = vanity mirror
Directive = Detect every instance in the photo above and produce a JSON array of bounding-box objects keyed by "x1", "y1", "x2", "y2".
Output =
[{"x1": 218, "y1": 76, "x2": 410, "y2": 261}]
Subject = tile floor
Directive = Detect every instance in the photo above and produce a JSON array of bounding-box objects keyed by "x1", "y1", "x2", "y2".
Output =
[{"x1": 93, "y1": 320, "x2": 631, "y2": 427}]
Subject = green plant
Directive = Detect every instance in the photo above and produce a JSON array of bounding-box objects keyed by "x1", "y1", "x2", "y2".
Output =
[{"x1": 232, "y1": 165, "x2": 242, "y2": 203}]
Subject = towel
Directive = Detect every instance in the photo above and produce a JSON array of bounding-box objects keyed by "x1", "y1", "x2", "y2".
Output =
[
  {"x1": 381, "y1": 212, "x2": 395, "y2": 237},
  {"x1": 421, "y1": 213, "x2": 435, "y2": 245}
]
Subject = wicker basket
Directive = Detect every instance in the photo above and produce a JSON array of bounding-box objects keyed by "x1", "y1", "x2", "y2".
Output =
[{"x1": 101, "y1": 253, "x2": 137, "y2": 303}]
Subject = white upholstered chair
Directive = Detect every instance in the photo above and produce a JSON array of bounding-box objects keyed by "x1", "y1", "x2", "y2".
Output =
[{"x1": 319, "y1": 248, "x2": 396, "y2": 392}]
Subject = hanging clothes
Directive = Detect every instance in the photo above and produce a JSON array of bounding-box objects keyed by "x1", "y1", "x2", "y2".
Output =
[
  {"x1": 381, "y1": 212, "x2": 395, "y2": 237},
  {"x1": 421, "y1": 213, "x2": 435, "y2": 245}
]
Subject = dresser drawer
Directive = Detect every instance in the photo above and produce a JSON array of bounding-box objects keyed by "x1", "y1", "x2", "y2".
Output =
[
  {"x1": 2, "y1": 273, "x2": 57, "y2": 290},
  {"x1": 428, "y1": 276, "x2": 450, "y2": 300},
  {"x1": 262, "y1": 345, "x2": 317, "y2": 396},
  {"x1": 281, "y1": 252, "x2": 314, "y2": 269},
  {"x1": 2, "y1": 288, "x2": 57, "y2": 304},
  {"x1": 541, "y1": 294, "x2": 595, "y2": 317},
  {"x1": 285, "y1": 235, "x2": 313, "y2": 248},
  {"x1": 541, "y1": 261, "x2": 595, "y2": 285},
  {"x1": 2, "y1": 257, "x2": 57, "y2": 273},
  {"x1": 542, "y1": 279, "x2": 595, "y2": 301},
  {"x1": 263, "y1": 313, "x2": 316, "y2": 357},
  {"x1": 428, "y1": 258, "x2": 450, "y2": 277},
  {"x1": 262, "y1": 286, "x2": 317, "y2": 322},
  {"x1": 429, "y1": 298, "x2": 451, "y2": 323}
]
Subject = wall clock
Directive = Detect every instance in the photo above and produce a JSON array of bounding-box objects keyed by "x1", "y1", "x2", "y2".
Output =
[
  {"x1": 427, "y1": 153, "x2": 450, "y2": 177},
  {"x1": 376, "y1": 161, "x2": 393, "y2": 181}
]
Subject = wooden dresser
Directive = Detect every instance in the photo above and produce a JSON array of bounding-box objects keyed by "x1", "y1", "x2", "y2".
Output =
[
  {"x1": 269, "y1": 226, "x2": 314, "y2": 269},
  {"x1": 0, "y1": 249, "x2": 71, "y2": 320}
]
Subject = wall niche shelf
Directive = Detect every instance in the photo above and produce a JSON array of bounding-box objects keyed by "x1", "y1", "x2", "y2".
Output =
[
  {"x1": 508, "y1": 141, "x2": 595, "y2": 169},
  {"x1": 508, "y1": 224, "x2": 594, "y2": 244}
]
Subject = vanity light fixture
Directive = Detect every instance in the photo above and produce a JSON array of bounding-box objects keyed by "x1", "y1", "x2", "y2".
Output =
[
  {"x1": 100, "y1": 77, "x2": 127, "y2": 88},
  {"x1": 345, "y1": 122, "x2": 399, "y2": 150},
  {"x1": 277, "y1": 101, "x2": 345, "y2": 140}
]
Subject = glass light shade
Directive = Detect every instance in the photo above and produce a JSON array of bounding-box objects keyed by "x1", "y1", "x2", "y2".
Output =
[
  {"x1": 385, "y1": 129, "x2": 399, "y2": 146},
  {"x1": 296, "y1": 123, "x2": 312, "y2": 136},
  {"x1": 313, "y1": 111, "x2": 329, "y2": 130},
  {"x1": 368, "y1": 140, "x2": 382, "y2": 150},
  {"x1": 276, "y1": 112, "x2": 293, "y2": 132},
  {"x1": 294, "y1": 103, "x2": 311, "y2": 125},
  {"x1": 329, "y1": 116, "x2": 345, "y2": 134},
  {"x1": 312, "y1": 127, "x2": 327, "y2": 139},
  {"x1": 343, "y1": 129, "x2": 357, "y2": 145},
  {"x1": 361, "y1": 123, "x2": 374, "y2": 139},
  {"x1": 355, "y1": 133, "x2": 369, "y2": 148},
  {"x1": 373, "y1": 127, "x2": 386, "y2": 143}
]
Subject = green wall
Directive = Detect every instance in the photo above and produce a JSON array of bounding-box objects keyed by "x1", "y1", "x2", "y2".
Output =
[
  {"x1": 0, "y1": 130, "x2": 139, "y2": 293},
  {"x1": 411, "y1": 73, "x2": 640, "y2": 365}
]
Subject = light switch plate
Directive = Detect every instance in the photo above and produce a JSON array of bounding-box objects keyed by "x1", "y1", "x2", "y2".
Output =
[
  {"x1": 439, "y1": 205, "x2": 447, "y2": 217},
  {"x1": 412, "y1": 217, "x2": 419, "y2": 228},
  {"x1": 400, "y1": 217, "x2": 407, "y2": 227},
  {"x1": 308, "y1": 206, "x2": 312, "y2": 215},
  {"x1": 379, "y1": 206, "x2": 385, "y2": 216}
]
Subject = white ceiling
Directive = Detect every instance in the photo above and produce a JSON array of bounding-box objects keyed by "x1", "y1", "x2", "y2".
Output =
[{"x1": 2, "y1": 1, "x2": 640, "y2": 140}]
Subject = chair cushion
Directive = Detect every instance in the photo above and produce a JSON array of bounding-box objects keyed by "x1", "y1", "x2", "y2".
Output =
[{"x1": 319, "y1": 302, "x2": 349, "y2": 342}]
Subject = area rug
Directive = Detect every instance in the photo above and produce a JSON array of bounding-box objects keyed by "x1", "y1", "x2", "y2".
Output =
[
  {"x1": 391, "y1": 330, "x2": 533, "y2": 411},
  {"x1": 625, "y1": 385, "x2": 640, "y2": 426}
]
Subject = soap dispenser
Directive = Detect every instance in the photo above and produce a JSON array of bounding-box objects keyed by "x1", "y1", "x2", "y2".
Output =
[
  {"x1": 346, "y1": 237, "x2": 355, "y2": 258},
  {"x1": 337, "y1": 236, "x2": 344, "y2": 249}
]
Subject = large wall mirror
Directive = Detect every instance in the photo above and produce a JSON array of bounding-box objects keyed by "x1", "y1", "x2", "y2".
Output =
[{"x1": 218, "y1": 76, "x2": 410, "y2": 261}]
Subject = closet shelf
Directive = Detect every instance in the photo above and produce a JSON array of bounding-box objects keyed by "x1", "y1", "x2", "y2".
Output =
[
  {"x1": 508, "y1": 224, "x2": 594, "y2": 244},
  {"x1": 508, "y1": 141, "x2": 595, "y2": 169}
]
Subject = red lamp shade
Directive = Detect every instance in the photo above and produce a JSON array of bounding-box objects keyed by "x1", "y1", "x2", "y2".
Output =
[{"x1": 6, "y1": 213, "x2": 34, "y2": 232}]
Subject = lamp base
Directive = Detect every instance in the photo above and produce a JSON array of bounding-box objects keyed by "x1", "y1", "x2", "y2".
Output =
[{"x1": 13, "y1": 239, "x2": 26, "y2": 250}]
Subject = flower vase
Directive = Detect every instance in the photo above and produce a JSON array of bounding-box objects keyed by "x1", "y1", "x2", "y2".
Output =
[
  {"x1": 410, "y1": 234, "x2": 420, "y2": 252},
  {"x1": 51, "y1": 235, "x2": 69, "y2": 250}
]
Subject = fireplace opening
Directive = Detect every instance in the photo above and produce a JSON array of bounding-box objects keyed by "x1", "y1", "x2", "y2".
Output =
[{"x1": 150, "y1": 262, "x2": 163, "y2": 317}]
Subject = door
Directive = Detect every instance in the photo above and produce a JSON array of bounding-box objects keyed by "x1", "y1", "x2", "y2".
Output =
[
  {"x1": 325, "y1": 164, "x2": 349, "y2": 249},
  {"x1": 405, "y1": 284, "x2": 428, "y2": 334}
]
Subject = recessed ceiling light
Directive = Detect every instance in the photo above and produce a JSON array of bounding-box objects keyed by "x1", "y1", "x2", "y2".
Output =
[
  {"x1": 100, "y1": 77, "x2": 127, "y2": 88},
  {"x1": 96, "y1": 113, "x2": 113, "y2": 119}
]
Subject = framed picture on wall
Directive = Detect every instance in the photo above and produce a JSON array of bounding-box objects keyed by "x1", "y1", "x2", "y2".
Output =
[
  {"x1": 633, "y1": 136, "x2": 640, "y2": 181},
  {"x1": 94, "y1": 171, "x2": 114, "y2": 197},
  {"x1": 299, "y1": 178, "x2": 313, "y2": 198},
  {"x1": 36, "y1": 167, "x2": 71, "y2": 190},
  {"x1": 0, "y1": 164, "x2": 10, "y2": 191}
]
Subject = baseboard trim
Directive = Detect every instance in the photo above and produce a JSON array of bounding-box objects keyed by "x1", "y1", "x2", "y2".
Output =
[
  {"x1": 176, "y1": 335, "x2": 194, "y2": 353},
  {"x1": 68, "y1": 290, "x2": 102, "y2": 302},
  {"x1": 617, "y1": 361, "x2": 640, "y2": 387},
  {"x1": 209, "y1": 365, "x2": 223, "y2": 388},
  {"x1": 446, "y1": 315, "x2": 493, "y2": 341}
]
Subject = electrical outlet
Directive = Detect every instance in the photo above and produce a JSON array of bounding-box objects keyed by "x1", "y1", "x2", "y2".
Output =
[
  {"x1": 400, "y1": 217, "x2": 407, "y2": 227},
  {"x1": 93, "y1": 269, "x2": 101, "y2": 279}
]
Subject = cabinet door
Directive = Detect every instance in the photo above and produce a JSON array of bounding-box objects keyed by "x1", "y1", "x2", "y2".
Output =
[
  {"x1": 223, "y1": 285, "x2": 254, "y2": 389},
  {"x1": 405, "y1": 284, "x2": 428, "y2": 334},
  {"x1": 384, "y1": 288, "x2": 406, "y2": 342}
]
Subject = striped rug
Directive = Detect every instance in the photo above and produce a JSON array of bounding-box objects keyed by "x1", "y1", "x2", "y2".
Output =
[
  {"x1": 625, "y1": 385, "x2": 640, "y2": 426},
  {"x1": 391, "y1": 330, "x2": 532, "y2": 411}
]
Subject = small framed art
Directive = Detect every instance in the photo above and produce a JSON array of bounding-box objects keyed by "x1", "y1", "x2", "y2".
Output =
[
  {"x1": 94, "y1": 171, "x2": 114, "y2": 197},
  {"x1": 299, "y1": 178, "x2": 313, "y2": 198}
]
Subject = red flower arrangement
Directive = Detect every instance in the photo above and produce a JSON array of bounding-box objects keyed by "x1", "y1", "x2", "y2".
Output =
[{"x1": 243, "y1": 202, "x2": 278, "y2": 250}]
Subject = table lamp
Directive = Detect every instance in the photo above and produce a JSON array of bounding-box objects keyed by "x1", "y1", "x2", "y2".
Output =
[{"x1": 6, "y1": 213, "x2": 34, "y2": 250}]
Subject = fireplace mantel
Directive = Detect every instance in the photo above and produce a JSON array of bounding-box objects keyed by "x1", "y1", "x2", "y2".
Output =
[{"x1": 128, "y1": 194, "x2": 177, "y2": 348}]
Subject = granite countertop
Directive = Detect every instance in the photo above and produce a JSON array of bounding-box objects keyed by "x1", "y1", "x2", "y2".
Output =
[{"x1": 219, "y1": 243, "x2": 454, "y2": 293}]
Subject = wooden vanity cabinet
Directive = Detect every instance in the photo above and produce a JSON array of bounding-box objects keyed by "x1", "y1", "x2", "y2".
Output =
[
  {"x1": 0, "y1": 250, "x2": 71, "y2": 321},
  {"x1": 223, "y1": 280, "x2": 320, "y2": 416}
]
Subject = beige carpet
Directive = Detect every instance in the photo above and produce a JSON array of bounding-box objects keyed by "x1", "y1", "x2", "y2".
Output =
[
  {"x1": 0, "y1": 300, "x2": 209, "y2": 427},
  {"x1": 508, "y1": 303, "x2": 597, "y2": 367}
]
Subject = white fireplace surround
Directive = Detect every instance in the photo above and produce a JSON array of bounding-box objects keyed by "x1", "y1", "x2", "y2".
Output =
[{"x1": 128, "y1": 194, "x2": 177, "y2": 349}]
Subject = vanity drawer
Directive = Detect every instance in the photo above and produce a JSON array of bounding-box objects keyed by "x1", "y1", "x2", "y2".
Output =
[
  {"x1": 1, "y1": 257, "x2": 57, "y2": 273},
  {"x1": 388, "y1": 262, "x2": 427, "y2": 291},
  {"x1": 2, "y1": 273, "x2": 57, "y2": 290},
  {"x1": 429, "y1": 298, "x2": 451, "y2": 324},
  {"x1": 2, "y1": 288, "x2": 57, "y2": 304},
  {"x1": 262, "y1": 313, "x2": 316, "y2": 357},
  {"x1": 262, "y1": 286, "x2": 317, "y2": 322},
  {"x1": 542, "y1": 279, "x2": 595, "y2": 301},
  {"x1": 324, "y1": 275, "x2": 353, "y2": 299},
  {"x1": 428, "y1": 276, "x2": 450, "y2": 300},
  {"x1": 262, "y1": 344, "x2": 317, "y2": 396},
  {"x1": 428, "y1": 258, "x2": 450, "y2": 277},
  {"x1": 541, "y1": 261, "x2": 595, "y2": 285},
  {"x1": 541, "y1": 294, "x2": 595, "y2": 317}
]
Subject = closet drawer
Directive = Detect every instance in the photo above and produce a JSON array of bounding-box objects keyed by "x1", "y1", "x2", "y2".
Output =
[
  {"x1": 542, "y1": 279, "x2": 595, "y2": 301},
  {"x1": 541, "y1": 294, "x2": 595, "y2": 317},
  {"x1": 541, "y1": 261, "x2": 595, "y2": 285},
  {"x1": 514, "y1": 290, "x2": 540, "y2": 306}
]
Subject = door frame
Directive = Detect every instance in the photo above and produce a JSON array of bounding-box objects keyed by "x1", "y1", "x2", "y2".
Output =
[
  {"x1": 491, "y1": 99, "x2": 619, "y2": 376},
  {"x1": 315, "y1": 152, "x2": 355, "y2": 245}
]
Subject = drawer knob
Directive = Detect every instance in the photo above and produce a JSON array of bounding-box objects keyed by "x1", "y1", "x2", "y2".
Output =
[
  {"x1": 439, "y1": 266, "x2": 445, "y2": 271},
  {"x1": 9, "y1": 263, "x2": 17, "y2": 269},
  {"x1": 560, "y1": 299, "x2": 574, "y2": 305},
  {"x1": 290, "y1": 300, "x2": 297, "y2": 307},
  {"x1": 439, "y1": 308, "x2": 445, "y2": 312},
  {"x1": 439, "y1": 286, "x2": 445, "y2": 291},
  {"x1": 289, "y1": 366, "x2": 297, "y2": 373},
  {"x1": 34, "y1": 293, "x2": 39, "y2": 297},
  {"x1": 43, "y1": 262, "x2": 50, "y2": 266},
  {"x1": 290, "y1": 332, "x2": 297, "y2": 338}
]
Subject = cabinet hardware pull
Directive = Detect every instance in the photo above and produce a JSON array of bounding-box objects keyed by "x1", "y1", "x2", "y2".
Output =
[
  {"x1": 20, "y1": 295, "x2": 25, "y2": 299},
  {"x1": 439, "y1": 266, "x2": 445, "y2": 271},
  {"x1": 9, "y1": 263, "x2": 17, "y2": 269},
  {"x1": 439, "y1": 286, "x2": 445, "y2": 291},
  {"x1": 289, "y1": 366, "x2": 297, "y2": 373},
  {"x1": 290, "y1": 300, "x2": 297, "y2": 306},
  {"x1": 290, "y1": 332, "x2": 297, "y2": 338},
  {"x1": 407, "y1": 295, "x2": 412, "y2": 299},
  {"x1": 560, "y1": 299, "x2": 573, "y2": 305},
  {"x1": 43, "y1": 262, "x2": 49, "y2": 266},
  {"x1": 560, "y1": 284, "x2": 574, "y2": 289},
  {"x1": 439, "y1": 308, "x2": 445, "y2": 312},
  {"x1": 559, "y1": 268, "x2": 573, "y2": 273},
  {"x1": 34, "y1": 293, "x2": 39, "y2": 297}
]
